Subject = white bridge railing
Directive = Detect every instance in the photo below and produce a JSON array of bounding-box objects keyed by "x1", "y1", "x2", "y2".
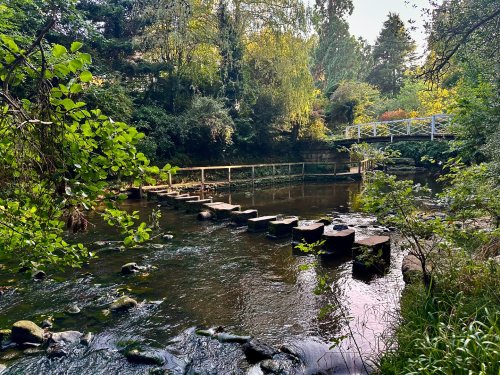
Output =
[{"x1": 345, "y1": 114, "x2": 452, "y2": 141}]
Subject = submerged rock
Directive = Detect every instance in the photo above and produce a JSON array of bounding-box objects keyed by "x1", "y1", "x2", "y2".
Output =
[
  {"x1": 124, "y1": 348, "x2": 165, "y2": 365},
  {"x1": 32, "y1": 270, "x2": 46, "y2": 280},
  {"x1": 11, "y1": 321, "x2": 44, "y2": 344},
  {"x1": 110, "y1": 296, "x2": 138, "y2": 312},
  {"x1": 243, "y1": 339, "x2": 276, "y2": 363},
  {"x1": 121, "y1": 262, "x2": 145, "y2": 275},
  {"x1": 65, "y1": 304, "x2": 81, "y2": 315},
  {"x1": 0, "y1": 329, "x2": 11, "y2": 343},
  {"x1": 47, "y1": 343, "x2": 68, "y2": 358}
]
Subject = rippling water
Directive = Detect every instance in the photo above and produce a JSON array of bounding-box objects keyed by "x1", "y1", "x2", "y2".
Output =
[{"x1": 0, "y1": 181, "x2": 413, "y2": 374}]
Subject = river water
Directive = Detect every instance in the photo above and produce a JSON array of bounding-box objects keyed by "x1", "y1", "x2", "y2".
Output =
[{"x1": 0, "y1": 180, "x2": 418, "y2": 374}]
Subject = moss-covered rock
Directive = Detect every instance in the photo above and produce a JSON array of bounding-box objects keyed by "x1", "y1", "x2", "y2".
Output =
[{"x1": 11, "y1": 321, "x2": 44, "y2": 344}]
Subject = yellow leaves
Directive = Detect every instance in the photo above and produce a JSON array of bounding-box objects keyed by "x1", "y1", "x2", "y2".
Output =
[{"x1": 418, "y1": 86, "x2": 457, "y2": 116}]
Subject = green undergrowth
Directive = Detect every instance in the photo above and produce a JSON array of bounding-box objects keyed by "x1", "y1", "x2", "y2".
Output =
[{"x1": 377, "y1": 257, "x2": 500, "y2": 375}]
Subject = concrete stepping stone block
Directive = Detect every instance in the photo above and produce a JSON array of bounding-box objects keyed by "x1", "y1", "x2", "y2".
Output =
[
  {"x1": 267, "y1": 217, "x2": 299, "y2": 239},
  {"x1": 292, "y1": 223, "x2": 325, "y2": 244},
  {"x1": 247, "y1": 216, "x2": 278, "y2": 233},
  {"x1": 185, "y1": 199, "x2": 213, "y2": 213},
  {"x1": 354, "y1": 235, "x2": 391, "y2": 261},
  {"x1": 173, "y1": 195, "x2": 200, "y2": 209},
  {"x1": 211, "y1": 203, "x2": 241, "y2": 220},
  {"x1": 321, "y1": 229, "x2": 355, "y2": 255},
  {"x1": 230, "y1": 210, "x2": 258, "y2": 226},
  {"x1": 146, "y1": 189, "x2": 169, "y2": 200}
]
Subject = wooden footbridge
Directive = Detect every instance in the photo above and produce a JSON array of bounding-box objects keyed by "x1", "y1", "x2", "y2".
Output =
[
  {"x1": 339, "y1": 114, "x2": 453, "y2": 145},
  {"x1": 131, "y1": 159, "x2": 374, "y2": 196}
]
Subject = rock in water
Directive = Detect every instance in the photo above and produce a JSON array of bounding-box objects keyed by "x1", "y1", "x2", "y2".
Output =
[
  {"x1": 124, "y1": 349, "x2": 164, "y2": 365},
  {"x1": 47, "y1": 343, "x2": 68, "y2": 358},
  {"x1": 110, "y1": 296, "x2": 138, "y2": 312},
  {"x1": 41, "y1": 320, "x2": 53, "y2": 329},
  {"x1": 50, "y1": 331, "x2": 83, "y2": 344},
  {"x1": 65, "y1": 304, "x2": 81, "y2": 315},
  {"x1": 121, "y1": 262, "x2": 142, "y2": 275},
  {"x1": 11, "y1": 321, "x2": 44, "y2": 344},
  {"x1": 243, "y1": 340, "x2": 276, "y2": 363}
]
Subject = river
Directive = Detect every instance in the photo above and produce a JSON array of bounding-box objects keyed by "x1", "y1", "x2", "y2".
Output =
[{"x1": 0, "y1": 178, "x2": 429, "y2": 374}]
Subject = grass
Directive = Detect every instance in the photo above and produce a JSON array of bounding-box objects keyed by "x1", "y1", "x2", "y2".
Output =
[{"x1": 377, "y1": 257, "x2": 500, "y2": 375}]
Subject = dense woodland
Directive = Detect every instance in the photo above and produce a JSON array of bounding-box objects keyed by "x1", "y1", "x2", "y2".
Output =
[
  {"x1": 5, "y1": 0, "x2": 497, "y2": 166},
  {"x1": 0, "y1": 0, "x2": 499, "y2": 373}
]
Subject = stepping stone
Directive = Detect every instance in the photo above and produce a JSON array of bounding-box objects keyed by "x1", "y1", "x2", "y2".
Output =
[
  {"x1": 185, "y1": 199, "x2": 213, "y2": 213},
  {"x1": 203, "y1": 202, "x2": 226, "y2": 210},
  {"x1": 173, "y1": 195, "x2": 199, "y2": 209},
  {"x1": 354, "y1": 235, "x2": 391, "y2": 262},
  {"x1": 322, "y1": 229, "x2": 355, "y2": 255},
  {"x1": 146, "y1": 189, "x2": 169, "y2": 200},
  {"x1": 157, "y1": 192, "x2": 185, "y2": 204},
  {"x1": 267, "y1": 217, "x2": 299, "y2": 239},
  {"x1": 211, "y1": 203, "x2": 241, "y2": 220},
  {"x1": 230, "y1": 210, "x2": 258, "y2": 226},
  {"x1": 247, "y1": 216, "x2": 278, "y2": 233},
  {"x1": 292, "y1": 223, "x2": 324, "y2": 244}
]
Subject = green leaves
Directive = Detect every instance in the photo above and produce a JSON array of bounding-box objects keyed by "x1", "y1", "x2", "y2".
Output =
[
  {"x1": 80, "y1": 70, "x2": 92, "y2": 83},
  {"x1": 70, "y1": 41, "x2": 83, "y2": 52},
  {"x1": 52, "y1": 44, "x2": 67, "y2": 58}
]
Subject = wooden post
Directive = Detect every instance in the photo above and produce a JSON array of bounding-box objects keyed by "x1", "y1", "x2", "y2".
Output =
[
  {"x1": 272, "y1": 164, "x2": 276, "y2": 180},
  {"x1": 201, "y1": 168, "x2": 205, "y2": 191},
  {"x1": 431, "y1": 115, "x2": 435, "y2": 141},
  {"x1": 334, "y1": 163, "x2": 337, "y2": 177},
  {"x1": 373, "y1": 123, "x2": 377, "y2": 136},
  {"x1": 358, "y1": 161, "x2": 361, "y2": 174},
  {"x1": 252, "y1": 166, "x2": 255, "y2": 186},
  {"x1": 302, "y1": 163, "x2": 305, "y2": 181},
  {"x1": 407, "y1": 119, "x2": 411, "y2": 135},
  {"x1": 288, "y1": 163, "x2": 291, "y2": 181},
  {"x1": 168, "y1": 171, "x2": 172, "y2": 189},
  {"x1": 228, "y1": 167, "x2": 231, "y2": 184}
]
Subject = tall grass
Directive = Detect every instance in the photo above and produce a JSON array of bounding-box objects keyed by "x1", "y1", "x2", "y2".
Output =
[{"x1": 377, "y1": 258, "x2": 500, "y2": 375}]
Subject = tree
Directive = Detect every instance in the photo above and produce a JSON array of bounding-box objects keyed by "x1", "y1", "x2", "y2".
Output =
[
  {"x1": 0, "y1": 24, "x2": 172, "y2": 269},
  {"x1": 312, "y1": 0, "x2": 371, "y2": 92},
  {"x1": 424, "y1": 0, "x2": 500, "y2": 83},
  {"x1": 368, "y1": 13, "x2": 416, "y2": 96}
]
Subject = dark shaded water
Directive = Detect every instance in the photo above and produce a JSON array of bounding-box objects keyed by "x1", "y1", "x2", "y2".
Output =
[{"x1": 0, "y1": 180, "x2": 414, "y2": 374}]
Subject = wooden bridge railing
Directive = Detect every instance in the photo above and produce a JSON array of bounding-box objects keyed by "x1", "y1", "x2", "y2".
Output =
[
  {"x1": 344, "y1": 114, "x2": 452, "y2": 141},
  {"x1": 163, "y1": 160, "x2": 375, "y2": 191}
]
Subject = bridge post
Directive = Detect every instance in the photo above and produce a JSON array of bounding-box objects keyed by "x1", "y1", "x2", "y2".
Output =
[
  {"x1": 201, "y1": 168, "x2": 205, "y2": 191},
  {"x1": 252, "y1": 166, "x2": 255, "y2": 186},
  {"x1": 373, "y1": 123, "x2": 377, "y2": 137},
  {"x1": 168, "y1": 171, "x2": 172, "y2": 189},
  {"x1": 431, "y1": 115, "x2": 435, "y2": 141},
  {"x1": 357, "y1": 125, "x2": 361, "y2": 140},
  {"x1": 407, "y1": 119, "x2": 411, "y2": 135},
  {"x1": 228, "y1": 167, "x2": 231, "y2": 184}
]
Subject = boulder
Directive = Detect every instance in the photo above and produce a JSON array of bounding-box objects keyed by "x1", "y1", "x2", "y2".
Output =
[
  {"x1": 110, "y1": 296, "x2": 138, "y2": 312},
  {"x1": 65, "y1": 304, "x2": 81, "y2": 315},
  {"x1": 242, "y1": 339, "x2": 276, "y2": 363},
  {"x1": 124, "y1": 348, "x2": 164, "y2": 365},
  {"x1": 292, "y1": 223, "x2": 325, "y2": 244},
  {"x1": 121, "y1": 262, "x2": 144, "y2": 275},
  {"x1": 401, "y1": 254, "x2": 423, "y2": 284},
  {"x1": 50, "y1": 331, "x2": 83, "y2": 345},
  {"x1": 11, "y1": 321, "x2": 44, "y2": 344},
  {"x1": 321, "y1": 229, "x2": 355, "y2": 255},
  {"x1": 230, "y1": 209, "x2": 258, "y2": 226},
  {"x1": 332, "y1": 224, "x2": 349, "y2": 231},
  {"x1": 247, "y1": 216, "x2": 278, "y2": 233}
]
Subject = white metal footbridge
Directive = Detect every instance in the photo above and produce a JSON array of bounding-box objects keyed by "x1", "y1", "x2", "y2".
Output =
[{"x1": 340, "y1": 114, "x2": 453, "y2": 144}]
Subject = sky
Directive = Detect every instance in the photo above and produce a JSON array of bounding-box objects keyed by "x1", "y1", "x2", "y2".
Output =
[{"x1": 346, "y1": 0, "x2": 432, "y2": 57}]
